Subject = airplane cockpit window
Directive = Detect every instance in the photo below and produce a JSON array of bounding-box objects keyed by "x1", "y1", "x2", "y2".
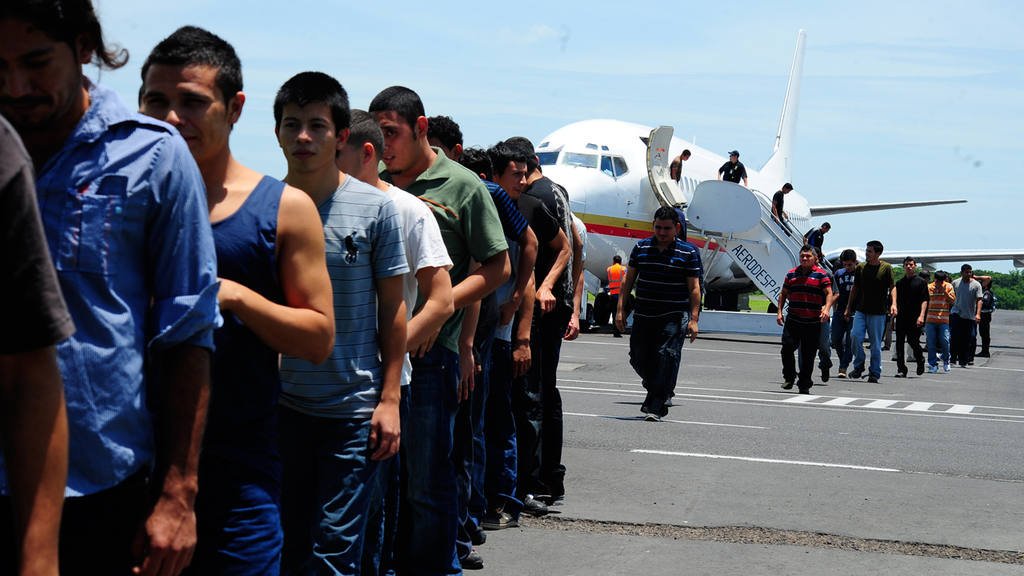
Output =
[
  {"x1": 612, "y1": 156, "x2": 628, "y2": 176},
  {"x1": 563, "y1": 152, "x2": 599, "y2": 169},
  {"x1": 537, "y1": 151, "x2": 559, "y2": 166},
  {"x1": 600, "y1": 155, "x2": 614, "y2": 176}
]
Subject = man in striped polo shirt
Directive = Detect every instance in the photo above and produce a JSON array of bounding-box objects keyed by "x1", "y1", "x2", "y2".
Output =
[
  {"x1": 615, "y1": 207, "x2": 703, "y2": 421},
  {"x1": 777, "y1": 246, "x2": 834, "y2": 394}
]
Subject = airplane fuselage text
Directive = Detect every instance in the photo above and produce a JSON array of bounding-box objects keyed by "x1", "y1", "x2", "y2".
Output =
[{"x1": 731, "y1": 244, "x2": 781, "y2": 300}]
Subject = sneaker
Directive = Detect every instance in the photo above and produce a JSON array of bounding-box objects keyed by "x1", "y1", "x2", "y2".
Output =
[
  {"x1": 781, "y1": 380, "x2": 794, "y2": 390},
  {"x1": 644, "y1": 413, "x2": 661, "y2": 422},
  {"x1": 894, "y1": 370, "x2": 907, "y2": 378},
  {"x1": 665, "y1": 396, "x2": 673, "y2": 407},
  {"x1": 836, "y1": 370, "x2": 847, "y2": 378},
  {"x1": 522, "y1": 495, "x2": 549, "y2": 517},
  {"x1": 943, "y1": 364, "x2": 951, "y2": 373},
  {"x1": 820, "y1": 366, "x2": 830, "y2": 383},
  {"x1": 461, "y1": 548, "x2": 484, "y2": 570},
  {"x1": 916, "y1": 360, "x2": 925, "y2": 376},
  {"x1": 798, "y1": 387, "x2": 811, "y2": 395},
  {"x1": 867, "y1": 375, "x2": 879, "y2": 383},
  {"x1": 847, "y1": 367, "x2": 864, "y2": 379},
  {"x1": 928, "y1": 365, "x2": 939, "y2": 374},
  {"x1": 482, "y1": 510, "x2": 518, "y2": 531},
  {"x1": 466, "y1": 521, "x2": 486, "y2": 545},
  {"x1": 976, "y1": 351, "x2": 990, "y2": 358}
]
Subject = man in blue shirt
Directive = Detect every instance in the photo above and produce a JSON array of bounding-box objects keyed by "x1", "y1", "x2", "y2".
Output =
[
  {"x1": 615, "y1": 207, "x2": 703, "y2": 421},
  {"x1": 831, "y1": 249, "x2": 858, "y2": 377},
  {"x1": 0, "y1": 2, "x2": 220, "y2": 574}
]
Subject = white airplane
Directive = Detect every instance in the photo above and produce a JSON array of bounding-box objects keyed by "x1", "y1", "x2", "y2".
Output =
[{"x1": 534, "y1": 30, "x2": 1024, "y2": 311}]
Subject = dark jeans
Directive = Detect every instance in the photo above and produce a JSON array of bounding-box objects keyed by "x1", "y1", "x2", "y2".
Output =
[
  {"x1": 831, "y1": 311, "x2": 853, "y2": 370},
  {"x1": 629, "y1": 313, "x2": 687, "y2": 417},
  {"x1": 0, "y1": 470, "x2": 148, "y2": 576},
  {"x1": 950, "y1": 314, "x2": 977, "y2": 366},
  {"x1": 894, "y1": 322, "x2": 924, "y2": 373},
  {"x1": 485, "y1": 339, "x2": 521, "y2": 516},
  {"x1": 513, "y1": 303, "x2": 570, "y2": 500},
  {"x1": 279, "y1": 408, "x2": 384, "y2": 575},
  {"x1": 979, "y1": 312, "x2": 992, "y2": 353},
  {"x1": 781, "y1": 319, "x2": 821, "y2": 389},
  {"x1": 396, "y1": 346, "x2": 461, "y2": 575}
]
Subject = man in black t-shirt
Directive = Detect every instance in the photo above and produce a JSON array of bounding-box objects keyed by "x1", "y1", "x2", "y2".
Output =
[
  {"x1": 0, "y1": 114, "x2": 74, "y2": 574},
  {"x1": 718, "y1": 150, "x2": 748, "y2": 186},
  {"x1": 891, "y1": 256, "x2": 929, "y2": 377},
  {"x1": 772, "y1": 183, "x2": 793, "y2": 232}
]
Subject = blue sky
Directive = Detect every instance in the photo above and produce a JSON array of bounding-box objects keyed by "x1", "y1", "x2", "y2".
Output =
[{"x1": 93, "y1": 0, "x2": 1023, "y2": 271}]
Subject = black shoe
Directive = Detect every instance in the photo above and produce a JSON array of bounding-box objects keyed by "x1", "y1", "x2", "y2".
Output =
[
  {"x1": 482, "y1": 509, "x2": 518, "y2": 530},
  {"x1": 612, "y1": 332, "x2": 622, "y2": 338},
  {"x1": 976, "y1": 350, "x2": 990, "y2": 357},
  {"x1": 781, "y1": 380, "x2": 794, "y2": 390},
  {"x1": 820, "y1": 366, "x2": 830, "y2": 383},
  {"x1": 461, "y1": 548, "x2": 484, "y2": 570},
  {"x1": 867, "y1": 375, "x2": 879, "y2": 383},
  {"x1": 522, "y1": 495, "x2": 549, "y2": 517},
  {"x1": 894, "y1": 370, "x2": 907, "y2": 378},
  {"x1": 798, "y1": 387, "x2": 811, "y2": 395},
  {"x1": 644, "y1": 413, "x2": 662, "y2": 422},
  {"x1": 916, "y1": 360, "x2": 925, "y2": 375},
  {"x1": 847, "y1": 367, "x2": 864, "y2": 379},
  {"x1": 466, "y1": 521, "x2": 486, "y2": 545}
]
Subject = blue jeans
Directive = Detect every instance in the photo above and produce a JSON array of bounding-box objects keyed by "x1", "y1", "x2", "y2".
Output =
[
  {"x1": 851, "y1": 311, "x2": 885, "y2": 378},
  {"x1": 629, "y1": 313, "x2": 687, "y2": 417},
  {"x1": 831, "y1": 312, "x2": 853, "y2": 370},
  {"x1": 925, "y1": 323, "x2": 950, "y2": 368},
  {"x1": 279, "y1": 407, "x2": 384, "y2": 575},
  {"x1": 485, "y1": 340, "x2": 521, "y2": 516},
  {"x1": 397, "y1": 346, "x2": 461, "y2": 575}
]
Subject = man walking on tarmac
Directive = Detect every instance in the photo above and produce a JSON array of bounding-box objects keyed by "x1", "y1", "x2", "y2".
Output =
[
  {"x1": 606, "y1": 255, "x2": 626, "y2": 337},
  {"x1": 777, "y1": 246, "x2": 834, "y2": 394}
]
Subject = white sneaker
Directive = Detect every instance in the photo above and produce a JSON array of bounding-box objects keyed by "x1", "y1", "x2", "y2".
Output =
[
  {"x1": 943, "y1": 364, "x2": 951, "y2": 373},
  {"x1": 927, "y1": 365, "x2": 939, "y2": 374}
]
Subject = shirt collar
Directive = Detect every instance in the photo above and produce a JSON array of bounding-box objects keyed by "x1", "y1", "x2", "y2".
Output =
[{"x1": 68, "y1": 78, "x2": 134, "y2": 146}]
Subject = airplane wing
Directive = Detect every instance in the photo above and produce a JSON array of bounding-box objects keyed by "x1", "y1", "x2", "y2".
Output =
[
  {"x1": 827, "y1": 248, "x2": 1024, "y2": 269},
  {"x1": 809, "y1": 199, "x2": 966, "y2": 216}
]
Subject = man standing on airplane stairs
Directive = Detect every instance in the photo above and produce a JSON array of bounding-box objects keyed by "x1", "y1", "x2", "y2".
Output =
[
  {"x1": 615, "y1": 207, "x2": 702, "y2": 421},
  {"x1": 778, "y1": 246, "x2": 834, "y2": 394}
]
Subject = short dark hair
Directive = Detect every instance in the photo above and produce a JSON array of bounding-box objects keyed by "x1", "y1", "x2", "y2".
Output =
[
  {"x1": 504, "y1": 136, "x2": 538, "y2": 173},
  {"x1": 2, "y1": 0, "x2": 127, "y2": 69},
  {"x1": 274, "y1": 71, "x2": 350, "y2": 131},
  {"x1": 142, "y1": 26, "x2": 241, "y2": 104},
  {"x1": 427, "y1": 115, "x2": 463, "y2": 150},
  {"x1": 840, "y1": 249, "x2": 857, "y2": 262},
  {"x1": 782, "y1": 183, "x2": 793, "y2": 191},
  {"x1": 681, "y1": 149, "x2": 691, "y2": 158},
  {"x1": 934, "y1": 270, "x2": 949, "y2": 282},
  {"x1": 919, "y1": 270, "x2": 931, "y2": 281},
  {"x1": 867, "y1": 240, "x2": 884, "y2": 255},
  {"x1": 487, "y1": 141, "x2": 529, "y2": 178},
  {"x1": 903, "y1": 256, "x2": 916, "y2": 265},
  {"x1": 821, "y1": 222, "x2": 831, "y2": 229},
  {"x1": 800, "y1": 244, "x2": 816, "y2": 254},
  {"x1": 654, "y1": 206, "x2": 679, "y2": 223},
  {"x1": 347, "y1": 109, "x2": 383, "y2": 160},
  {"x1": 960, "y1": 263, "x2": 973, "y2": 272},
  {"x1": 613, "y1": 255, "x2": 622, "y2": 264},
  {"x1": 458, "y1": 147, "x2": 492, "y2": 181},
  {"x1": 369, "y1": 86, "x2": 424, "y2": 129}
]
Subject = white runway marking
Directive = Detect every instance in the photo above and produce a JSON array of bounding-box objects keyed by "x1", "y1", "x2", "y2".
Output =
[
  {"x1": 631, "y1": 449, "x2": 902, "y2": 473},
  {"x1": 564, "y1": 411, "x2": 767, "y2": 430}
]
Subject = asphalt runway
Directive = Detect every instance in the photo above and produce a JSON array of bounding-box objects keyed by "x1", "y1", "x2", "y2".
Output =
[{"x1": 472, "y1": 310, "x2": 1024, "y2": 575}]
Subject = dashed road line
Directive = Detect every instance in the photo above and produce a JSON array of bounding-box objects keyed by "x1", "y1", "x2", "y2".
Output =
[
  {"x1": 631, "y1": 449, "x2": 901, "y2": 472},
  {"x1": 779, "y1": 395, "x2": 974, "y2": 414}
]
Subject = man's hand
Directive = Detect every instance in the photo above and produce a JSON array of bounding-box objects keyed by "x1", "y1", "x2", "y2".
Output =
[
  {"x1": 537, "y1": 287, "x2": 556, "y2": 314},
  {"x1": 564, "y1": 314, "x2": 580, "y2": 341},
  {"x1": 614, "y1": 310, "x2": 626, "y2": 334},
  {"x1": 687, "y1": 317, "x2": 699, "y2": 343},
  {"x1": 776, "y1": 312, "x2": 784, "y2": 326},
  {"x1": 411, "y1": 329, "x2": 440, "y2": 358},
  {"x1": 819, "y1": 309, "x2": 831, "y2": 323},
  {"x1": 458, "y1": 347, "x2": 474, "y2": 402},
  {"x1": 512, "y1": 340, "x2": 531, "y2": 379},
  {"x1": 369, "y1": 400, "x2": 400, "y2": 461},
  {"x1": 917, "y1": 315, "x2": 925, "y2": 328},
  {"x1": 890, "y1": 304, "x2": 898, "y2": 318},
  {"x1": 131, "y1": 487, "x2": 197, "y2": 576}
]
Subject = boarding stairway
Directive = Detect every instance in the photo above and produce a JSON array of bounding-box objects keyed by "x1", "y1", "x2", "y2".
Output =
[{"x1": 686, "y1": 181, "x2": 804, "y2": 305}]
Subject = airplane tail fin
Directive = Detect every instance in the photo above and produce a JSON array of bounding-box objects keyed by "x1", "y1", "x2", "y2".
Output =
[{"x1": 759, "y1": 30, "x2": 806, "y2": 184}]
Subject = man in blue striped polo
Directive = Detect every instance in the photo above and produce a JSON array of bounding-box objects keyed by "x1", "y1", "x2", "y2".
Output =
[
  {"x1": 614, "y1": 207, "x2": 703, "y2": 421},
  {"x1": 777, "y1": 245, "x2": 834, "y2": 394}
]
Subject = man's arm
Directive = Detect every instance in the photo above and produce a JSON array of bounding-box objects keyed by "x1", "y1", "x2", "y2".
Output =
[
  {"x1": 407, "y1": 265, "x2": 454, "y2": 356},
  {"x1": 536, "y1": 229, "x2": 570, "y2": 314},
  {"x1": 136, "y1": 344, "x2": 210, "y2": 576},
  {"x1": 890, "y1": 284, "x2": 899, "y2": 318},
  {"x1": 564, "y1": 222, "x2": 585, "y2": 340},
  {"x1": 686, "y1": 276, "x2": 701, "y2": 342},
  {"x1": 820, "y1": 285, "x2": 834, "y2": 323},
  {"x1": 452, "y1": 251, "x2": 510, "y2": 311},
  {"x1": 217, "y1": 187, "x2": 334, "y2": 363},
  {"x1": 614, "y1": 266, "x2": 639, "y2": 333},
  {"x1": 371, "y1": 275, "x2": 406, "y2": 461},
  {"x1": 458, "y1": 300, "x2": 479, "y2": 403},
  {"x1": 500, "y1": 225, "x2": 538, "y2": 325},
  {"x1": 513, "y1": 277, "x2": 536, "y2": 379},
  {"x1": 776, "y1": 286, "x2": 790, "y2": 326},
  {"x1": 0, "y1": 347, "x2": 67, "y2": 576}
]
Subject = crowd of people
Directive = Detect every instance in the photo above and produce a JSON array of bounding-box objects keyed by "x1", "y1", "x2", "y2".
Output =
[
  {"x1": 777, "y1": 241, "x2": 998, "y2": 392},
  {"x1": 0, "y1": 3, "x2": 587, "y2": 575}
]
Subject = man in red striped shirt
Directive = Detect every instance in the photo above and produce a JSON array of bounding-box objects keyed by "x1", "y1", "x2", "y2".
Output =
[{"x1": 777, "y1": 246, "x2": 834, "y2": 394}]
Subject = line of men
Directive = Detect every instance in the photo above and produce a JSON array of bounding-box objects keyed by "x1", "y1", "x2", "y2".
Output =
[
  {"x1": 777, "y1": 239, "x2": 993, "y2": 393},
  {"x1": 0, "y1": 3, "x2": 586, "y2": 575}
]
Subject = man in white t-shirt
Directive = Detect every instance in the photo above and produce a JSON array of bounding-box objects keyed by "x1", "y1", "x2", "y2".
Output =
[{"x1": 336, "y1": 109, "x2": 454, "y2": 573}]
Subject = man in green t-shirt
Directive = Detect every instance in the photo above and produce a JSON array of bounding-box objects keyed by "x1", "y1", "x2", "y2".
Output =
[
  {"x1": 370, "y1": 86, "x2": 509, "y2": 574},
  {"x1": 843, "y1": 240, "x2": 894, "y2": 382}
]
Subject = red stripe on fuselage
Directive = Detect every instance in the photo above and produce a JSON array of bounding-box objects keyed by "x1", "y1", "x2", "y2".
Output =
[{"x1": 583, "y1": 222, "x2": 723, "y2": 252}]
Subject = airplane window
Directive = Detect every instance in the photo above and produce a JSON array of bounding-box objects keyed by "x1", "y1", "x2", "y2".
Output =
[
  {"x1": 613, "y1": 156, "x2": 628, "y2": 176},
  {"x1": 585, "y1": 143, "x2": 599, "y2": 150},
  {"x1": 562, "y1": 152, "x2": 599, "y2": 169},
  {"x1": 600, "y1": 156, "x2": 614, "y2": 176},
  {"x1": 537, "y1": 151, "x2": 559, "y2": 166}
]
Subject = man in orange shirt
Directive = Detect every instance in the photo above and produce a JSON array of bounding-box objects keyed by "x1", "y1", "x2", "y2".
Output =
[{"x1": 607, "y1": 255, "x2": 626, "y2": 337}]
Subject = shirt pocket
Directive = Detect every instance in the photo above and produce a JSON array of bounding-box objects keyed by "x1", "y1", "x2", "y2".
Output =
[{"x1": 56, "y1": 175, "x2": 127, "y2": 276}]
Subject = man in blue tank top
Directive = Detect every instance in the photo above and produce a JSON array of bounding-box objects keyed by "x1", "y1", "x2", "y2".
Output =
[{"x1": 140, "y1": 27, "x2": 335, "y2": 575}]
